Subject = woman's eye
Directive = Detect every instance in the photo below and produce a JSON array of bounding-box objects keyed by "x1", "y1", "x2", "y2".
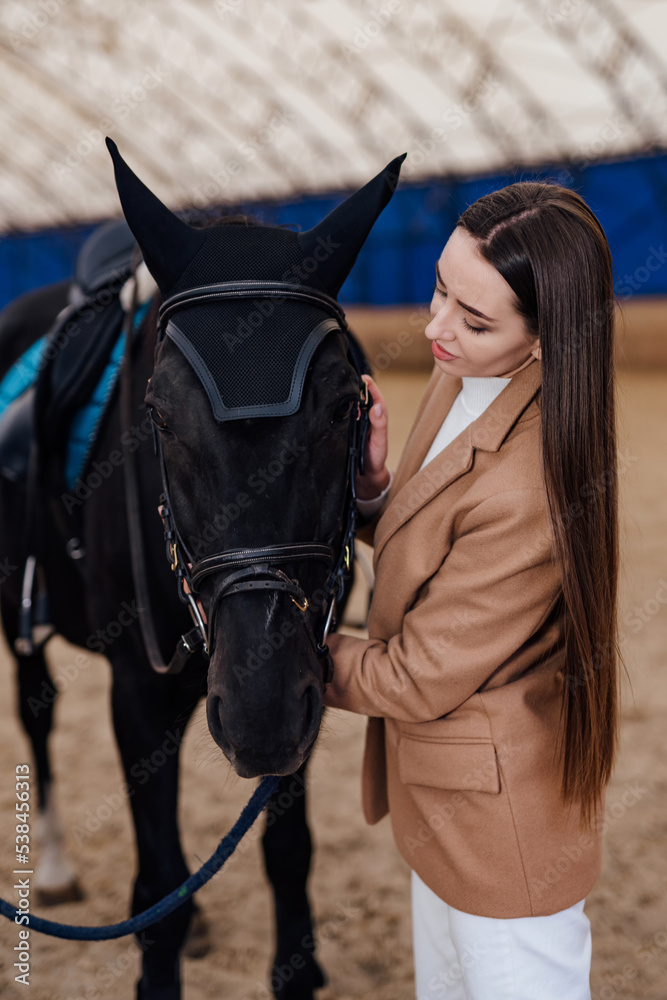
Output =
[
  {"x1": 462, "y1": 316, "x2": 487, "y2": 335},
  {"x1": 431, "y1": 283, "x2": 485, "y2": 333}
]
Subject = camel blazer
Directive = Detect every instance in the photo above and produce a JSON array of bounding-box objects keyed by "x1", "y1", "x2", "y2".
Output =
[{"x1": 324, "y1": 356, "x2": 605, "y2": 918}]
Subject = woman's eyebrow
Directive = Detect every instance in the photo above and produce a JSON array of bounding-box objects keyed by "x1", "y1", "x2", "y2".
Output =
[{"x1": 435, "y1": 261, "x2": 497, "y2": 323}]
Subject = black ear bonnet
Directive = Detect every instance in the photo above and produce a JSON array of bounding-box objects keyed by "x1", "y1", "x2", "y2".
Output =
[{"x1": 106, "y1": 138, "x2": 405, "y2": 421}]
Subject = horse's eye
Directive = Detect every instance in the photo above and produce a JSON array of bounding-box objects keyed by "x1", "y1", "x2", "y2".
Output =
[
  {"x1": 148, "y1": 405, "x2": 169, "y2": 431},
  {"x1": 331, "y1": 397, "x2": 356, "y2": 424}
]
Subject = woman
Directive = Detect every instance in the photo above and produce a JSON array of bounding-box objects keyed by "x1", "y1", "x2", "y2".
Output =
[{"x1": 323, "y1": 181, "x2": 623, "y2": 999}]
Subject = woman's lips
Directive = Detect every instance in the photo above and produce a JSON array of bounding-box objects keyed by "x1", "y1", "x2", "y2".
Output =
[{"x1": 432, "y1": 341, "x2": 458, "y2": 361}]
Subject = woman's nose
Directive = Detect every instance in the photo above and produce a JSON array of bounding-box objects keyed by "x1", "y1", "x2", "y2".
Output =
[{"x1": 425, "y1": 309, "x2": 456, "y2": 342}]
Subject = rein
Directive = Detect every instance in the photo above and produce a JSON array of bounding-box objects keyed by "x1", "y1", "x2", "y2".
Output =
[
  {"x1": 0, "y1": 774, "x2": 280, "y2": 939},
  {"x1": 121, "y1": 276, "x2": 370, "y2": 677}
]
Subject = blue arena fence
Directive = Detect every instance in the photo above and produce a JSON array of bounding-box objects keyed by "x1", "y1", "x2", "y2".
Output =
[{"x1": 1, "y1": 150, "x2": 666, "y2": 311}]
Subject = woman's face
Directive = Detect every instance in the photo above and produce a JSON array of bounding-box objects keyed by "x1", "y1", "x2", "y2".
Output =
[{"x1": 425, "y1": 226, "x2": 541, "y2": 378}]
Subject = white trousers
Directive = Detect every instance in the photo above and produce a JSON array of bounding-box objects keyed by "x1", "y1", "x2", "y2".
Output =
[{"x1": 411, "y1": 870, "x2": 592, "y2": 1000}]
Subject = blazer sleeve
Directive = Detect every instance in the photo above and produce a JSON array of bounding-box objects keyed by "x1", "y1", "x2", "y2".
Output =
[
  {"x1": 324, "y1": 487, "x2": 561, "y2": 722},
  {"x1": 354, "y1": 470, "x2": 393, "y2": 545}
]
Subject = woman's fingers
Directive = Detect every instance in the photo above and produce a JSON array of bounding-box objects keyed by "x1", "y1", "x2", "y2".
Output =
[
  {"x1": 362, "y1": 373, "x2": 387, "y2": 420},
  {"x1": 360, "y1": 374, "x2": 389, "y2": 481}
]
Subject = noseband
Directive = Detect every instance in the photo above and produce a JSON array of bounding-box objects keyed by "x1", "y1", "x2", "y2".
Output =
[{"x1": 122, "y1": 278, "x2": 370, "y2": 678}]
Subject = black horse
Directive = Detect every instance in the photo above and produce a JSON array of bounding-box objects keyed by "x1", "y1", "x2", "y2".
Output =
[{"x1": 0, "y1": 142, "x2": 404, "y2": 999}]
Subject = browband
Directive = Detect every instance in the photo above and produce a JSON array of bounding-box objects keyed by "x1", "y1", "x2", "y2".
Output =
[{"x1": 158, "y1": 281, "x2": 347, "y2": 331}]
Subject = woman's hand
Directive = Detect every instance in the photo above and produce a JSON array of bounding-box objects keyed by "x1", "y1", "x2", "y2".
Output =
[{"x1": 357, "y1": 374, "x2": 390, "y2": 500}]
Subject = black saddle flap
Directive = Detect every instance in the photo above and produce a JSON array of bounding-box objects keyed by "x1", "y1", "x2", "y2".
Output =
[
  {"x1": 35, "y1": 220, "x2": 139, "y2": 459},
  {"x1": 36, "y1": 295, "x2": 126, "y2": 458}
]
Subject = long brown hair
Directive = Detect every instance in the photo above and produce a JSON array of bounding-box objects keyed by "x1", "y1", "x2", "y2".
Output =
[{"x1": 458, "y1": 182, "x2": 623, "y2": 830}]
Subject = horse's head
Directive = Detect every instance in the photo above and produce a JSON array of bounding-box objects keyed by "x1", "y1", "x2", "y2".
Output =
[{"x1": 107, "y1": 139, "x2": 404, "y2": 777}]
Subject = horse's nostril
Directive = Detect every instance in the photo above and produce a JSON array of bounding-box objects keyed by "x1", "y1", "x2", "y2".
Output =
[
  {"x1": 210, "y1": 693, "x2": 222, "y2": 724},
  {"x1": 299, "y1": 684, "x2": 322, "y2": 752},
  {"x1": 206, "y1": 693, "x2": 231, "y2": 754}
]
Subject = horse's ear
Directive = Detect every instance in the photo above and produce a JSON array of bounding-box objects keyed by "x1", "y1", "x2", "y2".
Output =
[
  {"x1": 105, "y1": 138, "x2": 205, "y2": 292},
  {"x1": 297, "y1": 153, "x2": 406, "y2": 295}
]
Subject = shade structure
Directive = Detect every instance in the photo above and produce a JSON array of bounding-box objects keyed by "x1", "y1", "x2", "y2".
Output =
[{"x1": 1, "y1": 0, "x2": 666, "y2": 232}]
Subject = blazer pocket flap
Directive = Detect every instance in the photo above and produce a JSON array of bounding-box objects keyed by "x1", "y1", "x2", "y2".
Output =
[{"x1": 398, "y1": 737, "x2": 501, "y2": 793}]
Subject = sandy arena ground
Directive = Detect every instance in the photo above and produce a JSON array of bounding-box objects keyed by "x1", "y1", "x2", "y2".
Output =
[{"x1": 0, "y1": 368, "x2": 666, "y2": 1000}]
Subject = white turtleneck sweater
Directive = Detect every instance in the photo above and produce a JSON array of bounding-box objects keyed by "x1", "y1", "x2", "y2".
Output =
[{"x1": 357, "y1": 373, "x2": 512, "y2": 518}]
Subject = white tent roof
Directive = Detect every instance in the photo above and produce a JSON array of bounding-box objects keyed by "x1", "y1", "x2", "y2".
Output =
[{"x1": 2, "y1": 0, "x2": 666, "y2": 231}]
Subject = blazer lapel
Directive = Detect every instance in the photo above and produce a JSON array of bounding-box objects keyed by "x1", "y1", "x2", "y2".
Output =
[
  {"x1": 373, "y1": 358, "x2": 542, "y2": 561},
  {"x1": 391, "y1": 369, "x2": 462, "y2": 494}
]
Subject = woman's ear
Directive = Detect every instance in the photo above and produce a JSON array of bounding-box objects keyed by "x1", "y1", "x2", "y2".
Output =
[{"x1": 531, "y1": 340, "x2": 542, "y2": 361}]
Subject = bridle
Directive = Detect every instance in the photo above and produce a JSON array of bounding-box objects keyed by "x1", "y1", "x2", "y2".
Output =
[{"x1": 121, "y1": 278, "x2": 370, "y2": 678}]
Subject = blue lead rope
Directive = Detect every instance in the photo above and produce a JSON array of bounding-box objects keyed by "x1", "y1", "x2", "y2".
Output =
[{"x1": 0, "y1": 775, "x2": 279, "y2": 940}]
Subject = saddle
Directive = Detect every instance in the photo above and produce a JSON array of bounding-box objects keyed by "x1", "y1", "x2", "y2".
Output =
[
  {"x1": 0, "y1": 220, "x2": 138, "y2": 484},
  {"x1": 0, "y1": 220, "x2": 140, "y2": 654}
]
